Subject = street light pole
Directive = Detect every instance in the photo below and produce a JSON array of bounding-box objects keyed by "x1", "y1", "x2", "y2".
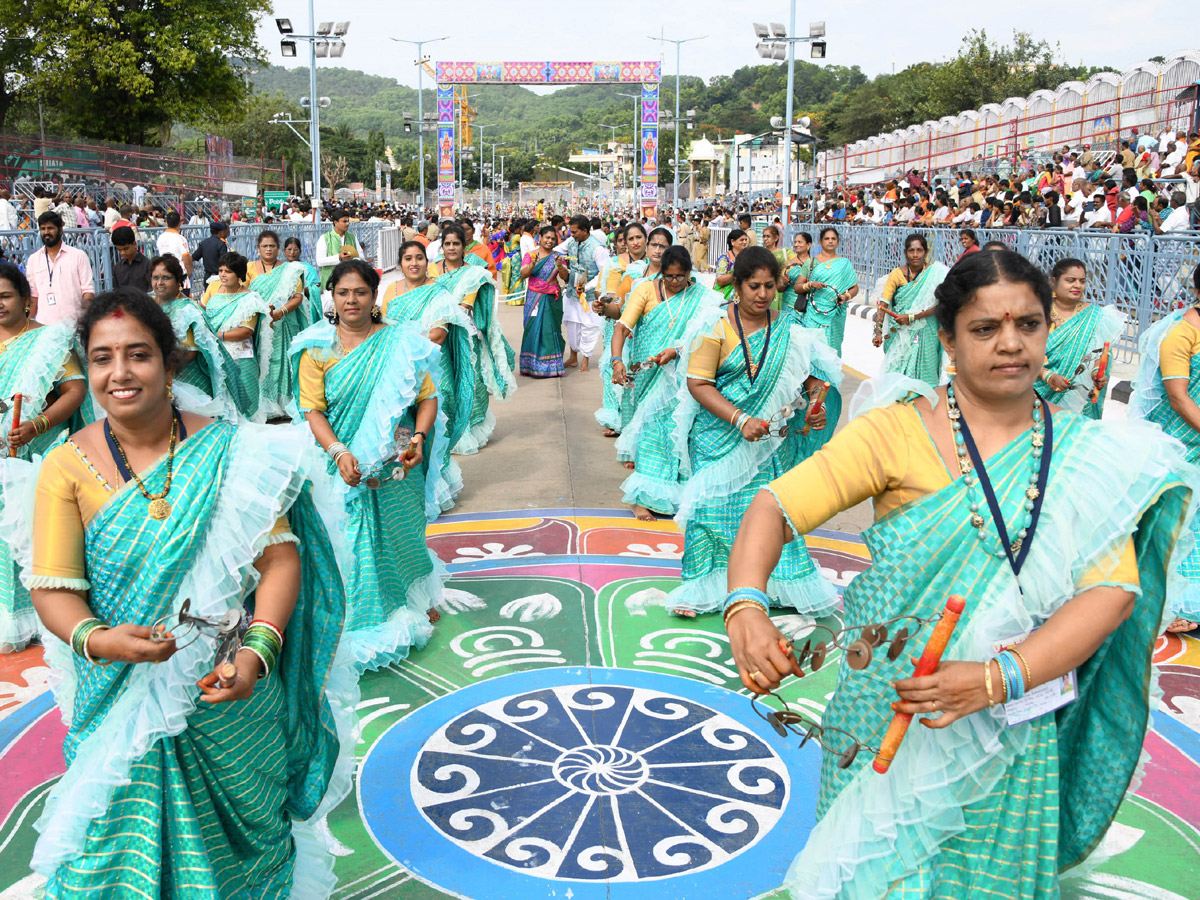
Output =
[
  {"x1": 474, "y1": 124, "x2": 495, "y2": 210},
  {"x1": 782, "y1": 4, "x2": 796, "y2": 225},
  {"x1": 307, "y1": 0, "x2": 320, "y2": 215},
  {"x1": 649, "y1": 34, "x2": 705, "y2": 211},
  {"x1": 390, "y1": 35, "x2": 448, "y2": 213}
]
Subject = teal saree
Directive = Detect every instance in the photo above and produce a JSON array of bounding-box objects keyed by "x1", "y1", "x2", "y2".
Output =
[
  {"x1": 799, "y1": 255, "x2": 855, "y2": 450},
  {"x1": 252, "y1": 261, "x2": 311, "y2": 420},
  {"x1": 1131, "y1": 309, "x2": 1200, "y2": 621},
  {"x1": 161, "y1": 297, "x2": 251, "y2": 421},
  {"x1": 1034, "y1": 303, "x2": 1125, "y2": 419},
  {"x1": 882, "y1": 262, "x2": 948, "y2": 387},
  {"x1": 381, "y1": 280, "x2": 475, "y2": 513},
  {"x1": 0, "y1": 322, "x2": 82, "y2": 650},
  {"x1": 595, "y1": 259, "x2": 648, "y2": 439},
  {"x1": 201, "y1": 290, "x2": 273, "y2": 423},
  {"x1": 772, "y1": 383, "x2": 1194, "y2": 899},
  {"x1": 16, "y1": 422, "x2": 355, "y2": 899},
  {"x1": 666, "y1": 315, "x2": 842, "y2": 614},
  {"x1": 615, "y1": 281, "x2": 724, "y2": 513},
  {"x1": 292, "y1": 320, "x2": 448, "y2": 672},
  {"x1": 438, "y1": 260, "x2": 518, "y2": 455}
]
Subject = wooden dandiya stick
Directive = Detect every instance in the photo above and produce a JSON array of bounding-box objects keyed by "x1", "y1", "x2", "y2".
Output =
[
  {"x1": 801, "y1": 382, "x2": 830, "y2": 435},
  {"x1": 1089, "y1": 342, "x2": 1110, "y2": 404},
  {"x1": 217, "y1": 662, "x2": 238, "y2": 689},
  {"x1": 872, "y1": 594, "x2": 966, "y2": 774},
  {"x1": 8, "y1": 393, "x2": 22, "y2": 453}
]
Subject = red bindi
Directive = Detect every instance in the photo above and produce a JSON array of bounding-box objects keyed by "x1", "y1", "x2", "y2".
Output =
[
  {"x1": 111, "y1": 308, "x2": 125, "y2": 319},
  {"x1": 1004, "y1": 311, "x2": 1011, "y2": 321}
]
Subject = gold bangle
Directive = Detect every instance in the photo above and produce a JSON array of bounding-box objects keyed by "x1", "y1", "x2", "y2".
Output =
[
  {"x1": 722, "y1": 598, "x2": 768, "y2": 621},
  {"x1": 996, "y1": 657, "x2": 1010, "y2": 703},
  {"x1": 1006, "y1": 645, "x2": 1032, "y2": 690},
  {"x1": 984, "y1": 659, "x2": 996, "y2": 707},
  {"x1": 729, "y1": 407, "x2": 742, "y2": 426},
  {"x1": 723, "y1": 600, "x2": 768, "y2": 628}
]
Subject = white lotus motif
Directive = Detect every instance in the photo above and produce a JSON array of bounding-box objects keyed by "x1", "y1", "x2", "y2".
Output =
[
  {"x1": 452, "y1": 542, "x2": 545, "y2": 563},
  {"x1": 439, "y1": 589, "x2": 488, "y2": 615},
  {"x1": 624, "y1": 588, "x2": 668, "y2": 616},
  {"x1": 499, "y1": 593, "x2": 562, "y2": 622},
  {"x1": 619, "y1": 542, "x2": 682, "y2": 559}
]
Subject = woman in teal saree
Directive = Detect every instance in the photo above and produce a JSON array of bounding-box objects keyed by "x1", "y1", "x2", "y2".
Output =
[
  {"x1": 200, "y1": 252, "x2": 272, "y2": 423},
  {"x1": 877, "y1": 234, "x2": 949, "y2": 388},
  {"x1": 612, "y1": 246, "x2": 724, "y2": 520},
  {"x1": 8, "y1": 290, "x2": 355, "y2": 899},
  {"x1": 149, "y1": 254, "x2": 247, "y2": 420},
  {"x1": 666, "y1": 247, "x2": 841, "y2": 617},
  {"x1": 381, "y1": 240, "x2": 475, "y2": 513},
  {"x1": 724, "y1": 250, "x2": 1194, "y2": 899},
  {"x1": 249, "y1": 249, "x2": 310, "y2": 421},
  {"x1": 1130, "y1": 262, "x2": 1200, "y2": 633},
  {"x1": 594, "y1": 224, "x2": 639, "y2": 436},
  {"x1": 284, "y1": 236, "x2": 326, "y2": 322},
  {"x1": 0, "y1": 263, "x2": 86, "y2": 652},
  {"x1": 518, "y1": 225, "x2": 570, "y2": 378},
  {"x1": 431, "y1": 224, "x2": 517, "y2": 455},
  {"x1": 1034, "y1": 258, "x2": 1123, "y2": 419},
  {"x1": 294, "y1": 259, "x2": 446, "y2": 672}
]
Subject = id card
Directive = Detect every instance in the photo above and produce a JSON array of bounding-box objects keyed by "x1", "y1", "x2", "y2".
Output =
[
  {"x1": 46, "y1": 292, "x2": 55, "y2": 306},
  {"x1": 994, "y1": 632, "x2": 1076, "y2": 726},
  {"x1": 225, "y1": 337, "x2": 254, "y2": 360}
]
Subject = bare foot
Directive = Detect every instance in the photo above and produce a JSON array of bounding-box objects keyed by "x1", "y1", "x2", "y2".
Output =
[
  {"x1": 1166, "y1": 617, "x2": 1198, "y2": 633},
  {"x1": 580, "y1": 362, "x2": 590, "y2": 372},
  {"x1": 564, "y1": 353, "x2": 579, "y2": 368},
  {"x1": 631, "y1": 504, "x2": 655, "y2": 521},
  {"x1": 603, "y1": 428, "x2": 619, "y2": 437},
  {"x1": 428, "y1": 608, "x2": 441, "y2": 625},
  {"x1": 622, "y1": 461, "x2": 635, "y2": 470},
  {"x1": 670, "y1": 608, "x2": 698, "y2": 618}
]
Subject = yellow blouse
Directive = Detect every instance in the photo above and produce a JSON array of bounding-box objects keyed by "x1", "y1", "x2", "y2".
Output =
[
  {"x1": 687, "y1": 315, "x2": 773, "y2": 381},
  {"x1": 618, "y1": 281, "x2": 668, "y2": 330},
  {"x1": 428, "y1": 263, "x2": 479, "y2": 308},
  {"x1": 768, "y1": 403, "x2": 1136, "y2": 588},
  {"x1": 1159, "y1": 318, "x2": 1200, "y2": 379},
  {"x1": 879, "y1": 267, "x2": 909, "y2": 304},
  {"x1": 296, "y1": 344, "x2": 436, "y2": 413},
  {"x1": 32, "y1": 433, "x2": 290, "y2": 586}
]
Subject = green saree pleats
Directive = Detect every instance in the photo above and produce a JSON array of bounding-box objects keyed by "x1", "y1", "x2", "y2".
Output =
[
  {"x1": 161, "y1": 298, "x2": 251, "y2": 420},
  {"x1": 882, "y1": 262, "x2": 947, "y2": 388},
  {"x1": 251, "y1": 262, "x2": 311, "y2": 420},
  {"x1": 201, "y1": 291, "x2": 274, "y2": 423}
]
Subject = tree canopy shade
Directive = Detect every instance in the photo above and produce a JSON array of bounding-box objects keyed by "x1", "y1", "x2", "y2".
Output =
[{"x1": 0, "y1": 0, "x2": 269, "y2": 145}]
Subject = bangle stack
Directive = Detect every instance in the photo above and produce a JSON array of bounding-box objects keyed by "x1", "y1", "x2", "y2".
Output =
[
  {"x1": 71, "y1": 616, "x2": 110, "y2": 666},
  {"x1": 327, "y1": 441, "x2": 350, "y2": 464},
  {"x1": 732, "y1": 411, "x2": 751, "y2": 432},
  {"x1": 32, "y1": 414, "x2": 50, "y2": 436},
  {"x1": 994, "y1": 647, "x2": 1028, "y2": 701},
  {"x1": 722, "y1": 586, "x2": 770, "y2": 628},
  {"x1": 241, "y1": 619, "x2": 285, "y2": 679}
]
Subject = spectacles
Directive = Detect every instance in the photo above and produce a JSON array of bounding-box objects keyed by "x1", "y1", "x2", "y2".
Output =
[
  {"x1": 149, "y1": 597, "x2": 243, "y2": 653},
  {"x1": 763, "y1": 390, "x2": 811, "y2": 437},
  {"x1": 662, "y1": 273, "x2": 690, "y2": 282}
]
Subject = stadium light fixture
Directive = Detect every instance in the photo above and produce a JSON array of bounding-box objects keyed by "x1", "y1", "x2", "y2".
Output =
[
  {"x1": 280, "y1": 40, "x2": 297, "y2": 58},
  {"x1": 317, "y1": 21, "x2": 333, "y2": 35},
  {"x1": 752, "y1": 23, "x2": 769, "y2": 38},
  {"x1": 275, "y1": 18, "x2": 294, "y2": 34}
]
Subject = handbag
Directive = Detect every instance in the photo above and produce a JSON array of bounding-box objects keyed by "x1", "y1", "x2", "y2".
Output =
[{"x1": 792, "y1": 258, "x2": 814, "y2": 315}]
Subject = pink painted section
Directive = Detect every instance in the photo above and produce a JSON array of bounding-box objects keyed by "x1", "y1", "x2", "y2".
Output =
[
  {"x1": 1137, "y1": 731, "x2": 1200, "y2": 831},
  {"x1": 0, "y1": 710, "x2": 67, "y2": 824},
  {"x1": 460, "y1": 562, "x2": 677, "y2": 591}
]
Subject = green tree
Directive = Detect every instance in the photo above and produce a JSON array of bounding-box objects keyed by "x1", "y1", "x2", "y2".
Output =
[{"x1": 0, "y1": 0, "x2": 269, "y2": 143}]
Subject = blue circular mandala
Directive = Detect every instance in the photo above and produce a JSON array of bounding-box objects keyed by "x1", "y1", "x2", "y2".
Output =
[{"x1": 361, "y1": 668, "x2": 818, "y2": 900}]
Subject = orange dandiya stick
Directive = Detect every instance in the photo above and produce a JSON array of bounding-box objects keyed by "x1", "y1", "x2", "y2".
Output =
[
  {"x1": 1089, "y1": 342, "x2": 1110, "y2": 404},
  {"x1": 873, "y1": 594, "x2": 966, "y2": 774},
  {"x1": 8, "y1": 393, "x2": 22, "y2": 453},
  {"x1": 801, "y1": 382, "x2": 830, "y2": 435}
]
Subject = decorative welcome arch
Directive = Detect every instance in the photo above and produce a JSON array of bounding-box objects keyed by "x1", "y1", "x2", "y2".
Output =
[{"x1": 434, "y1": 60, "x2": 662, "y2": 216}]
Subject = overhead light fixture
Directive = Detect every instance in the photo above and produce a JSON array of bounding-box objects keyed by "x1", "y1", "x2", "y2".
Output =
[
  {"x1": 329, "y1": 40, "x2": 345, "y2": 58},
  {"x1": 770, "y1": 22, "x2": 787, "y2": 38},
  {"x1": 317, "y1": 21, "x2": 333, "y2": 35},
  {"x1": 755, "y1": 41, "x2": 772, "y2": 59},
  {"x1": 799, "y1": 115, "x2": 812, "y2": 128},
  {"x1": 280, "y1": 40, "x2": 297, "y2": 58},
  {"x1": 810, "y1": 41, "x2": 826, "y2": 59},
  {"x1": 275, "y1": 18, "x2": 293, "y2": 34},
  {"x1": 300, "y1": 96, "x2": 311, "y2": 107},
  {"x1": 770, "y1": 43, "x2": 787, "y2": 61},
  {"x1": 318, "y1": 96, "x2": 332, "y2": 108},
  {"x1": 314, "y1": 41, "x2": 329, "y2": 58},
  {"x1": 333, "y1": 21, "x2": 350, "y2": 36},
  {"x1": 809, "y1": 21, "x2": 826, "y2": 38},
  {"x1": 752, "y1": 23, "x2": 768, "y2": 38}
]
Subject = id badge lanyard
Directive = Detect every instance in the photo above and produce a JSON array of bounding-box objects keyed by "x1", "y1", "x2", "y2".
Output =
[{"x1": 45, "y1": 249, "x2": 60, "y2": 306}]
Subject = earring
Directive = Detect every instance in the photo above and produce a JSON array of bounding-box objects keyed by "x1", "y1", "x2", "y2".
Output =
[
  {"x1": 945, "y1": 358, "x2": 957, "y2": 376},
  {"x1": 371, "y1": 306, "x2": 382, "y2": 322},
  {"x1": 166, "y1": 380, "x2": 174, "y2": 400}
]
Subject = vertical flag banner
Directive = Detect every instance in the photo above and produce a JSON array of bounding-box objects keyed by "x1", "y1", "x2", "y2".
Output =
[
  {"x1": 640, "y1": 83, "x2": 660, "y2": 213},
  {"x1": 375, "y1": 160, "x2": 383, "y2": 203},
  {"x1": 437, "y1": 85, "x2": 456, "y2": 214},
  {"x1": 386, "y1": 168, "x2": 393, "y2": 203}
]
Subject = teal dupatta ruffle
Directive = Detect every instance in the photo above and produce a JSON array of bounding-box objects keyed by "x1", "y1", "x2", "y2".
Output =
[
  {"x1": 251, "y1": 261, "x2": 311, "y2": 420},
  {"x1": 664, "y1": 315, "x2": 842, "y2": 614},
  {"x1": 1033, "y1": 303, "x2": 1126, "y2": 418},
  {"x1": 201, "y1": 289, "x2": 274, "y2": 422},
  {"x1": 161, "y1": 296, "x2": 248, "y2": 421},
  {"x1": 595, "y1": 257, "x2": 647, "y2": 434},
  {"x1": 3, "y1": 421, "x2": 359, "y2": 899},
  {"x1": 774, "y1": 383, "x2": 1196, "y2": 899}
]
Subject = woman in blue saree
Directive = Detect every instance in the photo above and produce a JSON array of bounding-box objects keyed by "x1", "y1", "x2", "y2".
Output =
[
  {"x1": 149, "y1": 254, "x2": 246, "y2": 420},
  {"x1": 1034, "y1": 258, "x2": 1123, "y2": 419},
  {"x1": 284, "y1": 236, "x2": 326, "y2": 322},
  {"x1": 518, "y1": 225, "x2": 570, "y2": 378},
  {"x1": 876, "y1": 234, "x2": 949, "y2": 388},
  {"x1": 430, "y1": 224, "x2": 517, "y2": 455},
  {"x1": 724, "y1": 250, "x2": 1194, "y2": 899},
  {"x1": 0, "y1": 263, "x2": 86, "y2": 652},
  {"x1": 294, "y1": 259, "x2": 446, "y2": 672},
  {"x1": 612, "y1": 246, "x2": 724, "y2": 520},
  {"x1": 381, "y1": 240, "x2": 474, "y2": 513},
  {"x1": 11, "y1": 290, "x2": 355, "y2": 898},
  {"x1": 200, "y1": 252, "x2": 272, "y2": 423},
  {"x1": 666, "y1": 247, "x2": 841, "y2": 617},
  {"x1": 594, "y1": 223, "x2": 644, "y2": 437},
  {"x1": 1130, "y1": 262, "x2": 1200, "y2": 633}
]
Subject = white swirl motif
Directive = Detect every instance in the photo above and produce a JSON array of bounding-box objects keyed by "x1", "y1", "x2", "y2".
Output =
[
  {"x1": 499, "y1": 592, "x2": 563, "y2": 622},
  {"x1": 412, "y1": 683, "x2": 788, "y2": 882}
]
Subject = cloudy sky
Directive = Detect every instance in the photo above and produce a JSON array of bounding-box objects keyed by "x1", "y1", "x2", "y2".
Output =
[{"x1": 258, "y1": 0, "x2": 1181, "y2": 90}]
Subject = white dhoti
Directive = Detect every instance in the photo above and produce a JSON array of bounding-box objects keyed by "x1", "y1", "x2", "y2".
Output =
[{"x1": 563, "y1": 289, "x2": 602, "y2": 356}]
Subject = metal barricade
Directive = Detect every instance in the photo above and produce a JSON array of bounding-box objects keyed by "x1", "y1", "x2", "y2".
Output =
[{"x1": 779, "y1": 222, "x2": 1200, "y2": 362}]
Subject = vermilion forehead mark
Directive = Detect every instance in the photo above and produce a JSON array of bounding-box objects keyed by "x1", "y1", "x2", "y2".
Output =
[
  {"x1": 1004, "y1": 312, "x2": 1012, "y2": 321},
  {"x1": 111, "y1": 308, "x2": 125, "y2": 319}
]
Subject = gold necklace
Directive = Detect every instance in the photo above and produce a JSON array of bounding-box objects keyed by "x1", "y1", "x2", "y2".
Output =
[
  {"x1": 107, "y1": 413, "x2": 178, "y2": 520},
  {"x1": 0, "y1": 320, "x2": 31, "y2": 354}
]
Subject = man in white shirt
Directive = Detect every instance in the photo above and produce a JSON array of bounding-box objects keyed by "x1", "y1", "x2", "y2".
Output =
[
  {"x1": 1063, "y1": 180, "x2": 1088, "y2": 227},
  {"x1": 131, "y1": 184, "x2": 147, "y2": 207},
  {"x1": 1081, "y1": 202, "x2": 1112, "y2": 229},
  {"x1": 1161, "y1": 192, "x2": 1191, "y2": 232},
  {"x1": 155, "y1": 211, "x2": 193, "y2": 292},
  {"x1": 102, "y1": 199, "x2": 120, "y2": 230},
  {"x1": 1159, "y1": 129, "x2": 1174, "y2": 154},
  {"x1": 0, "y1": 189, "x2": 17, "y2": 230}
]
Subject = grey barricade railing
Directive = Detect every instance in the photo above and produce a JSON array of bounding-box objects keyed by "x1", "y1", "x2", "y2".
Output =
[
  {"x1": 0, "y1": 221, "x2": 389, "y2": 294},
  {"x1": 378, "y1": 227, "x2": 402, "y2": 273},
  {"x1": 705, "y1": 222, "x2": 1198, "y2": 363}
]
